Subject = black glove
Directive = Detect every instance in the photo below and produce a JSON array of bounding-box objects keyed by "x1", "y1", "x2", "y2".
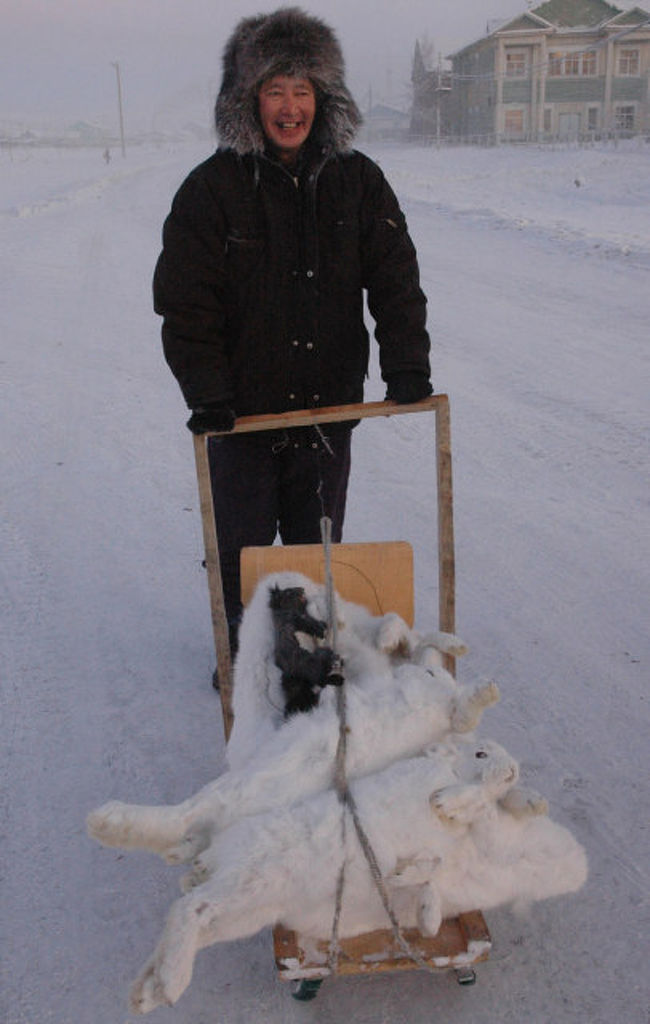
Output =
[
  {"x1": 385, "y1": 372, "x2": 433, "y2": 404},
  {"x1": 186, "y1": 402, "x2": 236, "y2": 434}
]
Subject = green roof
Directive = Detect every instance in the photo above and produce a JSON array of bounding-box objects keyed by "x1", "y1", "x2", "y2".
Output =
[
  {"x1": 611, "y1": 6, "x2": 650, "y2": 24},
  {"x1": 450, "y1": 0, "x2": 649, "y2": 59},
  {"x1": 502, "y1": 14, "x2": 547, "y2": 30},
  {"x1": 531, "y1": 0, "x2": 622, "y2": 27}
]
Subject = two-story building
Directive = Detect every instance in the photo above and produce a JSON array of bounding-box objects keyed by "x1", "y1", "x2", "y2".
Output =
[{"x1": 448, "y1": 0, "x2": 650, "y2": 141}]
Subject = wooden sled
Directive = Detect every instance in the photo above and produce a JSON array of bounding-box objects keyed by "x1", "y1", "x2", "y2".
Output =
[{"x1": 193, "y1": 397, "x2": 492, "y2": 999}]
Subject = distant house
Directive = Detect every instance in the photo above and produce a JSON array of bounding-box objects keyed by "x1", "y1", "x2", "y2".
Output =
[
  {"x1": 66, "y1": 121, "x2": 105, "y2": 142},
  {"x1": 410, "y1": 40, "x2": 453, "y2": 139},
  {"x1": 448, "y1": 0, "x2": 650, "y2": 141},
  {"x1": 362, "y1": 103, "x2": 410, "y2": 142}
]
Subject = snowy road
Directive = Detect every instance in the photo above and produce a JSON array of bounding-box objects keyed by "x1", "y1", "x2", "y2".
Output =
[{"x1": 1, "y1": 141, "x2": 649, "y2": 1023}]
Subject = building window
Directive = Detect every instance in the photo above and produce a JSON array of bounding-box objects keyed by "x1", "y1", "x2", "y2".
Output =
[
  {"x1": 549, "y1": 52, "x2": 563, "y2": 75},
  {"x1": 618, "y1": 49, "x2": 639, "y2": 75},
  {"x1": 587, "y1": 107, "x2": 599, "y2": 131},
  {"x1": 615, "y1": 105, "x2": 635, "y2": 130},
  {"x1": 564, "y1": 53, "x2": 580, "y2": 76},
  {"x1": 582, "y1": 51, "x2": 597, "y2": 76},
  {"x1": 506, "y1": 50, "x2": 527, "y2": 77},
  {"x1": 543, "y1": 108, "x2": 552, "y2": 133},
  {"x1": 548, "y1": 51, "x2": 596, "y2": 76},
  {"x1": 504, "y1": 109, "x2": 525, "y2": 134}
]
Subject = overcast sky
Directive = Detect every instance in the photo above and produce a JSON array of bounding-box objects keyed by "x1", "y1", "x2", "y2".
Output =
[{"x1": 0, "y1": 0, "x2": 636, "y2": 128}]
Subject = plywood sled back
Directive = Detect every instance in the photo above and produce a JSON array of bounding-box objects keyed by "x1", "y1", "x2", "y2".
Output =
[{"x1": 240, "y1": 541, "x2": 414, "y2": 626}]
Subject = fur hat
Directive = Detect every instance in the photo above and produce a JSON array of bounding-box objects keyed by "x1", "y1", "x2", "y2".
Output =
[{"x1": 215, "y1": 7, "x2": 362, "y2": 155}]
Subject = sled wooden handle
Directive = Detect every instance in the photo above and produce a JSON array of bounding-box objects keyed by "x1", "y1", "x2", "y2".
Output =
[
  {"x1": 194, "y1": 397, "x2": 455, "y2": 740},
  {"x1": 221, "y1": 395, "x2": 445, "y2": 433}
]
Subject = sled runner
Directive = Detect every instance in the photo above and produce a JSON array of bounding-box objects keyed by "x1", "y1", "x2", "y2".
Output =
[{"x1": 193, "y1": 396, "x2": 491, "y2": 997}]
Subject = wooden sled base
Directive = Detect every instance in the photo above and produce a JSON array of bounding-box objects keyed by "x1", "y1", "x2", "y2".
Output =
[{"x1": 274, "y1": 911, "x2": 491, "y2": 987}]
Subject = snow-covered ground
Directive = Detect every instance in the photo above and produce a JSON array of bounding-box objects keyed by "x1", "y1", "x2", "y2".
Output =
[{"x1": 1, "y1": 138, "x2": 648, "y2": 1023}]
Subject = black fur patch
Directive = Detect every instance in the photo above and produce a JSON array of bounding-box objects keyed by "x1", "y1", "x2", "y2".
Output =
[{"x1": 269, "y1": 585, "x2": 341, "y2": 717}]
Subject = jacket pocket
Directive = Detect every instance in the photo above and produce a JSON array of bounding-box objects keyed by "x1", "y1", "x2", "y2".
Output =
[
  {"x1": 225, "y1": 235, "x2": 264, "y2": 284},
  {"x1": 324, "y1": 217, "x2": 361, "y2": 290}
]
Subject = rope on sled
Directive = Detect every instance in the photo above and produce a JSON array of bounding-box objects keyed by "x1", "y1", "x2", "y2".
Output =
[
  {"x1": 320, "y1": 517, "x2": 348, "y2": 971},
  {"x1": 319, "y1": 516, "x2": 446, "y2": 978}
]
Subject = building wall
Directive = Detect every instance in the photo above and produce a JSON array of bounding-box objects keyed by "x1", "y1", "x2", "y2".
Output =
[
  {"x1": 544, "y1": 78, "x2": 606, "y2": 102},
  {"x1": 611, "y1": 75, "x2": 646, "y2": 100},
  {"x1": 451, "y1": 45, "x2": 497, "y2": 138}
]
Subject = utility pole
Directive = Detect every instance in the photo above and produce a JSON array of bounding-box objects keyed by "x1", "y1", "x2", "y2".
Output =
[
  {"x1": 436, "y1": 55, "x2": 442, "y2": 144},
  {"x1": 111, "y1": 61, "x2": 126, "y2": 157}
]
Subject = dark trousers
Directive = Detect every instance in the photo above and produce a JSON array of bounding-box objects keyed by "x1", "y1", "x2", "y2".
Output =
[{"x1": 208, "y1": 427, "x2": 352, "y2": 628}]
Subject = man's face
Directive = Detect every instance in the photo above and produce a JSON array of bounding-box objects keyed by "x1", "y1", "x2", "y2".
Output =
[{"x1": 258, "y1": 75, "x2": 316, "y2": 164}]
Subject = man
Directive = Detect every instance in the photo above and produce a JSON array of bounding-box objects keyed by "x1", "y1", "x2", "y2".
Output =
[{"x1": 154, "y1": 8, "x2": 432, "y2": 677}]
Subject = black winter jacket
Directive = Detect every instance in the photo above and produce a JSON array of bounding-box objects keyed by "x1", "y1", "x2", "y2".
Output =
[{"x1": 153, "y1": 146, "x2": 431, "y2": 417}]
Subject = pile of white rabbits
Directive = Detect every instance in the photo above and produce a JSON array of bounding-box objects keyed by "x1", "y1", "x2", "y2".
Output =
[{"x1": 88, "y1": 571, "x2": 587, "y2": 1014}]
